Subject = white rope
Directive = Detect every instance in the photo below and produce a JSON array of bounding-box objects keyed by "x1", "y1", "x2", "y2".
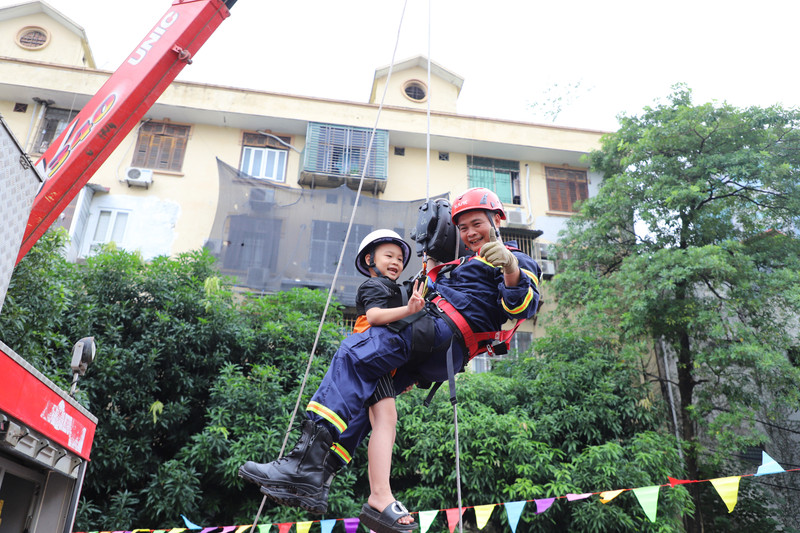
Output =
[{"x1": 248, "y1": 2, "x2": 411, "y2": 530}]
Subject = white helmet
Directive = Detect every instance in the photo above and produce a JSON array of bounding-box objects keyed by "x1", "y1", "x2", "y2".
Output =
[{"x1": 355, "y1": 229, "x2": 411, "y2": 277}]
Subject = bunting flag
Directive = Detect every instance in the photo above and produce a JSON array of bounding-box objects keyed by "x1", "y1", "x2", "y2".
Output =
[
  {"x1": 710, "y1": 476, "x2": 741, "y2": 513},
  {"x1": 418, "y1": 509, "x2": 439, "y2": 533},
  {"x1": 566, "y1": 493, "x2": 592, "y2": 501},
  {"x1": 474, "y1": 504, "x2": 495, "y2": 529},
  {"x1": 632, "y1": 486, "x2": 659, "y2": 523},
  {"x1": 535, "y1": 498, "x2": 555, "y2": 514},
  {"x1": 756, "y1": 451, "x2": 785, "y2": 476},
  {"x1": 76, "y1": 458, "x2": 800, "y2": 533},
  {"x1": 181, "y1": 515, "x2": 202, "y2": 530},
  {"x1": 599, "y1": 489, "x2": 625, "y2": 504},
  {"x1": 504, "y1": 501, "x2": 525, "y2": 533},
  {"x1": 342, "y1": 518, "x2": 359, "y2": 533},
  {"x1": 445, "y1": 507, "x2": 463, "y2": 533}
]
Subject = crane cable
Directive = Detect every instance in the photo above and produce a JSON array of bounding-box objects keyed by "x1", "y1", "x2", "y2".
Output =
[{"x1": 248, "y1": 1, "x2": 411, "y2": 530}]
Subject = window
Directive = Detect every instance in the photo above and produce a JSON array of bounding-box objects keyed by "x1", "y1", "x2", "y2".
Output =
[
  {"x1": 403, "y1": 80, "x2": 427, "y2": 102},
  {"x1": 241, "y1": 147, "x2": 287, "y2": 181},
  {"x1": 239, "y1": 132, "x2": 290, "y2": 181},
  {"x1": 33, "y1": 107, "x2": 79, "y2": 153},
  {"x1": 304, "y1": 123, "x2": 389, "y2": 180},
  {"x1": 309, "y1": 221, "x2": 372, "y2": 276},
  {"x1": 90, "y1": 209, "x2": 129, "y2": 250},
  {"x1": 546, "y1": 166, "x2": 588, "y2": 213},
  {"x1": 467, "y1": 156, "x2": 520, "y2": 205},
  {"x1": 132, "y1": 121, "x2": 191, "y2": 171},
  {"x1": 17, "y1": 26, "x2": 49, "y2": 49}
]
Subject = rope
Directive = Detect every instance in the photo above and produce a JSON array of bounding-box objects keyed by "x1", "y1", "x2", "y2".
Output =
[
  {"x1": 248, "y1": 2, "x2": 411, "y2": 531},
  {"x1": 423, "y1": 3, "x2": 463, "y2": 531}
]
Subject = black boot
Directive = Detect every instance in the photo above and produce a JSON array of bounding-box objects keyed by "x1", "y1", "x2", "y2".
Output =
[
  {"x1": 239, "y1": 420, "x2": 332, "y2": 497},
  {"x1": 260, "y1": 450, "x2": 344, "y2": 514}
]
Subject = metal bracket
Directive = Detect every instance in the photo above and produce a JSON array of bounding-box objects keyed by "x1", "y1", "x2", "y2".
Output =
[{"x1": 172, "y1": 45, "x2": 193, "y2": 64}]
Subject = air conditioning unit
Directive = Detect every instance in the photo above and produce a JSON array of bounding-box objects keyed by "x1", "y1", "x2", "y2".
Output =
[
  {"x1": 505, "y1": 207, "x2": 529, "y2": 228},
  {"x1": 249, "y1": 188, "x2": 275, "y2": 210},
  {"x1": 540, "y1": 259, "x2": 556, "y2": 278},
  {"x1": 534, "y1": 242, "x2": 550, "y2": 261},
  {"x1": 125, "y1": 167, "x2": 153, "y2": 189}
]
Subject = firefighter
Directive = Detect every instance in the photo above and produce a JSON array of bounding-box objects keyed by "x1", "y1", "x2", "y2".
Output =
[{"x1": 240, "y1": 187, "x2": 541, "y2": 532}]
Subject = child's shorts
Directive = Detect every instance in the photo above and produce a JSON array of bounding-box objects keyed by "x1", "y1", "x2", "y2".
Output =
[{"x1": 367, "y1": 373, "x2": 396, "y2": 406}]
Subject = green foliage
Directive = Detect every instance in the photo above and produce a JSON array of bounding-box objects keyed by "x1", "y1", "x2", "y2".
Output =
[
  {"x1": 0, "y1": 240, "x2": 343, "y2": 529},
  {"x1": 553, "y1": 85, "x2": 800, "y2": 530}
]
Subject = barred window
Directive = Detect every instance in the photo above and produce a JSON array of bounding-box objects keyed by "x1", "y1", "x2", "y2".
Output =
[{"x1": 467, "y1": 156, "x2": 520, "y2": 205}]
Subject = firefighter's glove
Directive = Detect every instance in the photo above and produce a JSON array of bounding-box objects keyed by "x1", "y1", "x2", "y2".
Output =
[{"x1": 480, "y1": 240, "x2": 518, "y2": 274}]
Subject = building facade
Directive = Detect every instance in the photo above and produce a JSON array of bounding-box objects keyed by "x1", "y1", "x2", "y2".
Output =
[{"x1": 0, "y1": 1, "x2": 605, "y2": 351}]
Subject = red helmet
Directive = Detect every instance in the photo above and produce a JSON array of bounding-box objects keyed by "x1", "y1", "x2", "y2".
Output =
[{"x1": 451, "y1": 187, "x2": 506, "y2": 223}]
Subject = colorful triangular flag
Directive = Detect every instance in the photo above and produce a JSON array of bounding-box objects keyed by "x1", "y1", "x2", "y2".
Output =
[
  {"x1": 566, "y1": 493, "x2": 592, "y2": 501},
  {"x1": 632, "y1": 485, "x2": 659, "y2": 522},
  {"x1": 535, "y1": 498, "x2": 555, "y2": 514},
  {"x1": 343, "y1": 518, "x2": 359, "y2": 533},
  {"x1": 504, "y1": 501, "x2": 526, "y2": 533},
  {"x1": 181, "y1": 515, "x2": 202, "y2": 530},
  {"x1": 474, "y1": 504, "x2": 494, "y2": 529},
  {"x1": 756, "y1": 451, "x2": 785, "y2": 476},
  {"x1": 445, "y1": 507, "x2": 462, "y2": 533},
  {"x1": 258, "y1": 525, "x2": 271, "y2": 533},
  {"x1": 296, "y1": 521, "x2": 312, "y2": 533},
  {"x1": 599, "y1": 489, "x2": 624, "y2": 504},
  {"x1": 319, "y1": 519, "x2": 336, "y2": 533},
  {"x1": 419, "y1": 510, "x2": 438, "y2": 533},
  {"x1": 277, "y1": 523, "x2": 292, "y2": 533},
  {"x1": 710, "y1": 476, "x2": 741, "y2": 513}
]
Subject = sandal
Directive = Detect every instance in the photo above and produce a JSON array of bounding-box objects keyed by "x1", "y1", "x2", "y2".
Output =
[{"x1": 359, "y1": 501, "x2": 419, "y2": 533}]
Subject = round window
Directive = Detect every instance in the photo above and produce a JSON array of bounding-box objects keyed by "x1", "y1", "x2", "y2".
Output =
[
  {"x1": 403, "y1": 80, "x2": 427, "y2": 102},
  {"x1": 17, "y1": 27, "x2": 49, "y2": 50}
]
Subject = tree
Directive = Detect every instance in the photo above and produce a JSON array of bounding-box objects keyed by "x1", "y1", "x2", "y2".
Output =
[{"x1": 552, "y1": 85, "x2": 800, "y2": 532}]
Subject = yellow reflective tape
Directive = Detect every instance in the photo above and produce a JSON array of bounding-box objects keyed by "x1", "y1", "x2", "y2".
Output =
[
  {"x1": 331, "y1": 443, "x2": 352, "y2": 463},
  {"x1": 475, "y1": 256, "x2": 493, "y2": 267},
  {"x1": 306, "y1": 401, "x2": 347, "y2": 433},
  {"x1": 502, "y1": 286, "x2": 534, "y2": 315},
  {"x1": 521, "y1": 268, "x2": 539, "y2": 288}
]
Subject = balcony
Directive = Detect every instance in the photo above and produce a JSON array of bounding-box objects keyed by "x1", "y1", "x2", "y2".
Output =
[{"x1": 299, "y1": 122, "x2": 389, "y2": 193}]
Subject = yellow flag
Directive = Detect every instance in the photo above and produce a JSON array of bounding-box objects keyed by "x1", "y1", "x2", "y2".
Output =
[
  {"x1": 295, "y1": 521, "x2": 313, "y2": 533},
  {"x1": 710, "y1": 476, "x2": 741, "y2": 513},
  {"x1": 599, "y1": 489, "x2": 625, "y2": 504},
  {"x1": 474, "y1": 504, "x2": 495, "y2": 529}
]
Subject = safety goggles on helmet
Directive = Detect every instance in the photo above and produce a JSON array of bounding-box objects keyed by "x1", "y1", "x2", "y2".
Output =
[
  {"x1": 450, "y1": 187, "x2": 506, "y2": 223},
  {"x1": 355, "y1": 229, "x2": 412, "y2": 277}
]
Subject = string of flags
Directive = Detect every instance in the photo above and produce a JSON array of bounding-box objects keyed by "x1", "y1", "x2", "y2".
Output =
[{"x1": 77, "y1": 452, "x2": 798, "y2": 533}]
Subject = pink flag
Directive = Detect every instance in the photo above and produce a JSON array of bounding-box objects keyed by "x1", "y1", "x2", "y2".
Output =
[
  {"x1": 535, "y1": 498, "x2": 555, "y2": 514},
  {"x1": 343, "y1": 518, "x2": 360, "y2": 533}
]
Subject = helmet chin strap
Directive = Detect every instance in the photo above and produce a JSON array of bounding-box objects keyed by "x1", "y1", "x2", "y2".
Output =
[
  {"x1": 366, "y1": 250, "x2": 384, "y2": 277},
  {"x1": 486, "y1": 211, "x2": 502, "y2": 242}
]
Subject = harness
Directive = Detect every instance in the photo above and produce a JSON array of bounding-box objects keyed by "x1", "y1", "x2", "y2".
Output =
[
  {"x1": 425, "y1": 252, "x2": 524, "y2": 360},
  {"x1": 420, "y1": 248, "x2": 526, "y2": 407}
]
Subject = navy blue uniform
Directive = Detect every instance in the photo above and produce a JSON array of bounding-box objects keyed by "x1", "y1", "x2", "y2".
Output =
[{"x1": 309, "y1": 242, "x2": 540, "y2": 465}]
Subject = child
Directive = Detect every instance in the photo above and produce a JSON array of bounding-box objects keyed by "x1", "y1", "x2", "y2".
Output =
[{"x1": 353, "y1": 229, "x2": 424, "y2": 531}]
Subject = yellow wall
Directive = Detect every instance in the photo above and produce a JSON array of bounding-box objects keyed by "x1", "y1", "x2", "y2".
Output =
[
  {"x1": 0, "y1": 13, "x2": 88, "y2": 68},
  {"x1": 373, "y1": 65, "x2": 460, "y2": 113}
]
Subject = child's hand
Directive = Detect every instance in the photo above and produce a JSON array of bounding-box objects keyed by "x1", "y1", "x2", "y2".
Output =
[{"x1": 408, "y1": 280, "x2": 425, "y2": 314}]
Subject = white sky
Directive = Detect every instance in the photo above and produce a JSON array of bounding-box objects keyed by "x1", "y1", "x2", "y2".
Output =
[{"x1": 6, "y1": 0, "x2": 800, "y2": 131}]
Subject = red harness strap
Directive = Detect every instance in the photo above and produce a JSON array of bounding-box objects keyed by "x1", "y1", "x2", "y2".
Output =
[
  {"x1": 431, "y1": 295, "x2": 523, "y2": 360},
  {"x1": 426, "y1": 251, "x2": 524, "y2": 360}
]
